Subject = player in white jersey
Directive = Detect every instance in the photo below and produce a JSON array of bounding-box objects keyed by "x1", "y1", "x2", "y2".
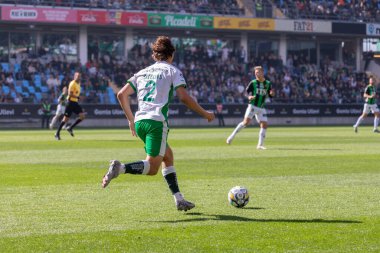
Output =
[{"x1": 102, "y1": 36, "x2": 215, "y2": 211}]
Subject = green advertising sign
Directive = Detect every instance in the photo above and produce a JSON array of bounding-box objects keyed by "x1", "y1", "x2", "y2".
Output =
[{"x1": 148, "y1": 14, "x2": 213, "y2": 29}]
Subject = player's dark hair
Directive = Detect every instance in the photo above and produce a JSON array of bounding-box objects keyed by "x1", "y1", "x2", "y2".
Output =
[{"x1": 151, "y1": 36, "x2": 175, "y2": 61}]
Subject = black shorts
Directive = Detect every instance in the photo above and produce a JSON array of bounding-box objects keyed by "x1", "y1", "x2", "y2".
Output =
[{"x1": 64, "y1": 101, "x2": 83, "y2": 117}]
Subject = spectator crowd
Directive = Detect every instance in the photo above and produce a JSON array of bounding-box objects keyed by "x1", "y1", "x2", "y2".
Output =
[
  {"x1": 0, "y1": 40, "x2": 371, "y2": 106},
  {"x1": 275, "y1": 0, "x2": 380, "y2": 22},
  {"x1": 0, "y1": 0, "x2": 243, "y2": 16}
]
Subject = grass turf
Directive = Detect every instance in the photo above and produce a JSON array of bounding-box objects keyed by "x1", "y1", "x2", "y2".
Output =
[{"x1": 0, "y1": 127, "x2": 379, "y2": 252}]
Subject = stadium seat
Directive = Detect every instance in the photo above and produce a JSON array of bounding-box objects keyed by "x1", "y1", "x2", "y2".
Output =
[
  {"x1": 15, "y1": 85, "x2": 22, "y2": 94},
  {"x1": 1, "y1": 63, "x2": 9, "y2": 72},
  {"x1": 11, "y1": 91, "x2": 16, "y2": 99},
  {"x1": 14, "y1": 63, "x2": 21, "y2": 72},
  {"x1": 2, "y1": 85, "x2": 10, "y2": 95},
  {"x1": 22, "y1": 80, "x2": 30, "y2": 88},
  {"x1": 35, "y1": 92, "x2": 42, "y2": 102},
  {"x1": 28, "y1": 86, "x2": 36, "y2": 94},
  {"x1": 40, "y1": 86, "x2": 49, "y2": 93}
]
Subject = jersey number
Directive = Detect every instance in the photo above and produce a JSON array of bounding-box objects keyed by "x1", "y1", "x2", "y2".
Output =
[{"x1": 143, "y1": 80, "x2": 156, "y2": 102}]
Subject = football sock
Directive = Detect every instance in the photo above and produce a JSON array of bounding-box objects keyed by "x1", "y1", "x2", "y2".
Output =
[
  {"x1": 354, "y1": 116, "x2": 364, "y2": 127},
  {"x1": 56, "y1": 121, "x2": 65, "y2": 135},
  {"x1": 50, "y1": 115, "x2": 58, "y2": 127},
  {"x1": 374, "y1": 117, "x2": 379, "y2": 129},
  {"x1": 258, "y1": 128, "x2": 266, "y2": 146},
  {"x1": 123, "y1": 160, "x2": 150, "y2": 175},
  {"x1": 231, "y1": 122, "x2": 245, "y2": 138},
  {"x1": 162, "y1": 166, "x2": 181, "y2": 197},
  {"x1": 70, "y1": 119, "x2": 82, "y2": 129}
]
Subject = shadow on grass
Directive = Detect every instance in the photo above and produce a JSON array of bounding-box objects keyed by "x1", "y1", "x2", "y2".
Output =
[
  {"x1": 157, "y1": 213, "x2": 362, "y2": 224},
  {"x1": 274, "y1": 148, "x2": 342, "y2": 151}
]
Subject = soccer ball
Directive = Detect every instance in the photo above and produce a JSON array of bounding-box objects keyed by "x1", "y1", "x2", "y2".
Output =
[{"x1": 228, "y1": 186, "x2": 249, "y2": 208}]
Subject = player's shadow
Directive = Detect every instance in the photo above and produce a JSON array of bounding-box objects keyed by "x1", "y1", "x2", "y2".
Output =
[
  {"x1": 273, "y1": 148, "x2": 342, "y2": 151},
  {"x1": 158, "y1": 213, "x2": 361, "y2": 224}
]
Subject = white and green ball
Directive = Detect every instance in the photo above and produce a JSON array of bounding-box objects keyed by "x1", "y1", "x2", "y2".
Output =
[{"x1": 228, "y1": 186, "x2": 249, "y2": 208}]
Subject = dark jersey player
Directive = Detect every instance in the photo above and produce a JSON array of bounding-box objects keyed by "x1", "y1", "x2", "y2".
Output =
[{"x1": 226, "y1": 66, "x2": 274, "y2": 149}]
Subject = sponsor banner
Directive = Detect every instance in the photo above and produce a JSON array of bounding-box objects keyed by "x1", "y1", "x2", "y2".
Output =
[
  {"x1": 77, "y1": 10, "x2": 147, "y2": 26},
  {"x1": 148, "y1": 14, "x2": 213, "y2": 29},
  {"x1": 214, "y1": 17, "x2": 274, "y2": 30},
  {"x1": 366, "y1": 23, "x2": 380, "y2": 36},
  {"x1": 0, "y1": 104, "x2": 367, "y2": 119},
  {"x1": 332, "y1": 22, "x2": 366, "y2": 35},
  {"x1": 1, "y1": 6, "x2": 77, "y2": 23},
  {"x1": 122, "y1": 12, "x2": 147, "y2": 26},
  {"x1": 275, "y1": 20, "x2": 331, "y2": 33}
]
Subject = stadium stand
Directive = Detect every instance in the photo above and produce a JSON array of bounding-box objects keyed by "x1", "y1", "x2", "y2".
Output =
[
  {"x1": 0, "y1": 42, "x2": 368, "y2": 105},
  {"x1": 273, "y1": 0, "x2": 380, "y2": 22},
  {"x1": 0, "y1": 0, "x2": 244, "y2": 16}
]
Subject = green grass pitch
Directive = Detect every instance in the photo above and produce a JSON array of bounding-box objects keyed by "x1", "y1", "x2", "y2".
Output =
[{"x1": 0, "y1": 126, "x2": 379, "y2": 252}]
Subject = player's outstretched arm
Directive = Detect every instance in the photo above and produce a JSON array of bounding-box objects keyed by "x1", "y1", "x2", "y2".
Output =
[
  {"x1": 176, "y1": 86, "x2": 215, "y2": 122},
  {"x1": 117, "y1": 83, "x2": 137, "y2": 136}
]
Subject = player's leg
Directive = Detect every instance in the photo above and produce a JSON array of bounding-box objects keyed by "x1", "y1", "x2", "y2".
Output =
[
  {"x1": 227, "y1": 105, "x2": 253, "y2": 144},
  {"x1": 373, "y1": 109, "x2": 380, "y2": 132},
  {"x1": 55, "y1": 115, "x2": 70, "y2": 140},
  {"x1": 256, "y1": 108, "x2": 268, "y2": 149},
  {"x1": 67, "y1": 104, "x2": 85, "y2": 136},
  {"x1": 50, "y1": 105, "x2": 63, "y2": 129},
  {"x1": 161, "y1": 145, "x2": 195, "y2": 211},
  {"x1": 353, "y1": 104, "x2": 369, "y2": 133},
  {"x1": 56, "y1": 103, "x2": 72, "y2": 140},
  {"x1": 102, "y1": 120, "x2": 166, "y2": 187}
]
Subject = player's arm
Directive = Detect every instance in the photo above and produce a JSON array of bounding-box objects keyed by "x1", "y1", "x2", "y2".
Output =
[
  {"x1": 246, "y1": 82, "x2": 255, "y2": 101},
  {"x1": 176, "y1": 86, "x2": 214, "y2": 122},
  {"x1": 117, "y1": 82, "x2": 137, "y2": 136},
  {"x1": 268, "y1": 83, "x2": 275, "y2": 98}
]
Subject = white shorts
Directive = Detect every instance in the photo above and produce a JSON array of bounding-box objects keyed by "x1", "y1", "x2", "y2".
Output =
[
  {"x1": 55, "y1": 104, "x2": 66, "y2": 116},
  {"x1": 363, "y1": 103, "x2": 379, "y2": 114},
  {"x1": 244, "y1": 104, "x2": 268, "y2": 123}
]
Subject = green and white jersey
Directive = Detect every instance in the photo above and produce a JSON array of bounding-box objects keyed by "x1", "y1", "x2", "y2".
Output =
[
  {"x1": 128, "y1": 61, "x2": 186, "y2": 123},
  {"x1": 364, "y1": 85, "x2": 376, "y2": 104},
  {"x1": 246, "y1": 79, "x2": 272, "y2": 108}
]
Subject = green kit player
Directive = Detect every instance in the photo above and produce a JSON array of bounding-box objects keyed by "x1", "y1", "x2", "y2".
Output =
[
  {"x1": 227, "y1": 66, "x2": 275, "y2": 149},
  {"x1": 353, "y1": 77, "x2": 380, "y2": 133},
  {"x1": 102, "y1": 36, "x2": 215, "y2": 211}
]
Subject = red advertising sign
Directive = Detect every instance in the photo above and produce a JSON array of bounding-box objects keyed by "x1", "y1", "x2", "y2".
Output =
[
  {"x1": 1, "y1": 6, "x2": 77, "y2": 23},
  {"x1": 121, "y1": 12, "x2": 147, "y2": 26},
  {"x1": 78, "y1": 10, "x2": 147, "y2": 26},
  {"x1": 77, "y1": 10, "x2": 107, "y2": 24}
]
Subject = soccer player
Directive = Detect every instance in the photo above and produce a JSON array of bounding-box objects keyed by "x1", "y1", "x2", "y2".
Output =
[
  {"x1": 55, "y1": 72, "x2": 85, "y2": 140},
  {"x1": 102, "y1": 36, "x2": 215, "y2": 211},
  {"x1": 49, "y1": 86, "x2": 67, "y2": 129},
  {"x1": 226, "y1": 66, "x2": 274, "y2": 149},
  {"x1": 353, "y1": 77, "x2": 380, "y2": 133}
]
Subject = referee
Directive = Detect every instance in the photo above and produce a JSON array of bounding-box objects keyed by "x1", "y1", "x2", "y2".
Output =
[{"x1": 55, "y1": 72, "x2": 85, "y2": 140}]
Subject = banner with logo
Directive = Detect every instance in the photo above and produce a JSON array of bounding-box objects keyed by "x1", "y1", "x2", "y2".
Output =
[
  {"x1": 148, "y1": 14, "x2": 213, "y2": 29},
  {"x1": 1, "y1": 6, "x2": 77, "y2": 23},
  {"x1": 275, "y1": 20, "x2": 331, "y2": 33},
  {"x1": 0, "y1": 104, "x2": 366, "y2": 119},
  {"x1": 77, "y1": 10, "x2": 147, "y2": 26},
  {"x1": 214, "y1": 17, "x2": 274, "y2": 31},
  {"x1": 366, "y1": 23, "x2": 380, "y2": 36}
]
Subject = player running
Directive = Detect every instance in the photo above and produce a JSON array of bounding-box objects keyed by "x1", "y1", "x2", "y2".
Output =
[
  {"x1": 102, "y1": 36, "x2": 215, "y2": 211},
  {"x1": 353, "y1": 77, "x2": 380, "y2": 133},
  {"x1": 55, "y1": 72, "x2": 85, "y2": 140},
  {"x1": 226, "y1": 66, "x2": 274, "y2": 149},
  {"x1": 50, "y1": 86, "x2": 68, "y2": 129}
]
